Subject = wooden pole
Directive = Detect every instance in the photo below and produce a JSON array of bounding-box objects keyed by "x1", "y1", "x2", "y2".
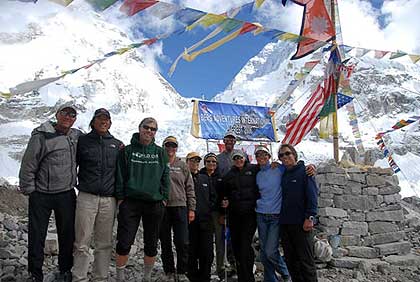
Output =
[{"x1": 331, "y1": 0, "x2": 340, "y2": 162}]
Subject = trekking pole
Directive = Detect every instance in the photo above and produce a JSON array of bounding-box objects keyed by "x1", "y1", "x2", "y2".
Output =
[{"x1": 224, "y1": 207, "x2": 228, "y2": 282}]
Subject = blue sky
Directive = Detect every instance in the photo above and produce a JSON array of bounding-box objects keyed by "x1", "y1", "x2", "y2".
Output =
[
  {"x1": 1, "y1": 0, "x2": 419, "y2": 100},
  {"x1": 117, "y1": 0, "x2": 419, "y2": 100}
]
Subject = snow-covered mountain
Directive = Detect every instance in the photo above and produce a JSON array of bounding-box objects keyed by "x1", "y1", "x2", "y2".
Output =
[
  {"x1": 1, "y1": 1, "x2": 419, "y2": 196},
  {"x1": 0, "y1": 2, "x2": 206, "y2": 181},
  {"x1": 215, "y1": 40, "x2": 420, "y2": 196}
]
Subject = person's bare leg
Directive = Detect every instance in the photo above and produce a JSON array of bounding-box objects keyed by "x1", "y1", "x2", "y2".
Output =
[
  {"x1": 116, "y1": 254, "x2": 129, "y2": 281},
  {"x1": 143, "y1": 255, "x2": 155, "y2": 281}
]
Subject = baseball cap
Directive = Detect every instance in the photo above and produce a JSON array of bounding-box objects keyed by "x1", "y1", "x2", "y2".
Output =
[
  {"x1": 57, "y1": 103, "x2": 77, "y2": 114},
  {"x1": 93, "y1": 108, "x2": 111, "y2": 119},
  {"x1": 224, "y1": 131, "x2": 237, "y2": 139},
  {"x1": 186, "y1": 152, "x2": 202, "y2": 160},
  {"x1": 254, "y1": 145, "x2": 271, "y2": 156},
  {"x1": 163, "y1": 136, "x2": 178, "y2": 146},
  {"x1": 231, "y1": 150, "x2": 246, "y2": 160},
  {"x1": 204, "y1": 152, "x2": 218, "y2": 161}
]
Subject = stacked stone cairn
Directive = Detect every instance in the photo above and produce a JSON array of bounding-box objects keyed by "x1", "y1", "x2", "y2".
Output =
[{"x1": 315, "y1": 162, "x2": 419, "y2": 272}]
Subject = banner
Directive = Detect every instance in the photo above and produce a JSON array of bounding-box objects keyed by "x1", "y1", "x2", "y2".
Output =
[{"x1": 191, "y1": 100, "x2": 279, "y2": 142}]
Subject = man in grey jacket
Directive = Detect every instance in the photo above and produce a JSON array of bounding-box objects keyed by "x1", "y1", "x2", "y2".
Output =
[{"x1": 19, "y1": 104, "x2": 82, "y2": 282}]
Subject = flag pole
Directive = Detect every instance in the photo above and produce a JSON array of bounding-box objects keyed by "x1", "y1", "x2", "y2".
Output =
[{"x1": 331, "y1": 0, "x2": 340, "y2": 162}]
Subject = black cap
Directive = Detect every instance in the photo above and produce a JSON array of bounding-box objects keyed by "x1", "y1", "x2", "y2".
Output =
[{"x1": 93, "y1": 108, "x2": 111, "y2": 119}]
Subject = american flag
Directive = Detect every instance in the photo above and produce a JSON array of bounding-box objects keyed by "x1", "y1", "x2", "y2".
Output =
[
  {"x1": 337, "y1": 93, "x2": 354, "y2": 109},
  {"x1": 282, "y1": 84, "x2": 327, "y2": 145}
]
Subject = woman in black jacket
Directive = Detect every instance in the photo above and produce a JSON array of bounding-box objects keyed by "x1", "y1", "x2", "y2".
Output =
[
  {"x1": 186, "y1": 152, "x2": 221, "y2": 282},
  {"x1": 222, "y1": 150, "x2": 259, "y2": 282}
]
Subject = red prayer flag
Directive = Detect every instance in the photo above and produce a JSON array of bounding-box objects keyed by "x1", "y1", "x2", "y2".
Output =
[
  {"x1": 120, "y1": 0, "x2": 158, "y2": 16},
  {"x1": 290, "y1": 0, "x2": 335, "y2": 60}
]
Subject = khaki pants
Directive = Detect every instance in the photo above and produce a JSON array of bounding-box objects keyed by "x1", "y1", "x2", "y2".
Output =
[{"x1": 72, "y1": 191, "x2": 117, "y2": 282}]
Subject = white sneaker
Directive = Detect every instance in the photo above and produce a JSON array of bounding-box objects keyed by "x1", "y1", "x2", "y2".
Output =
[
  {"x1": 177, "y1": 274, "x2": 189, "y2": 282},
  {"x1": 161, "y1": 272, "x2": 175, "y2": 282}
]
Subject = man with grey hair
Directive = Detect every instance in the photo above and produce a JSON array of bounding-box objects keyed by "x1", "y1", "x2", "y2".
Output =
[
  {"x1": 19, "y1": 103, "x2": 82, "y2": 282},
  {"x1": 114, "y1": 117, "x2": 170, "y2": 282}
]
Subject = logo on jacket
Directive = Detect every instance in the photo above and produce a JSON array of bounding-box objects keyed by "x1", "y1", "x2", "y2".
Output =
[{"x1": 291, "y1": 179, "x2": 297, "y2": 183}]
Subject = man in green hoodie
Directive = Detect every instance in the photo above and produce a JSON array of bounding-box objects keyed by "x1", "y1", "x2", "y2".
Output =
[{"x1": 114, "y1": 117, "x2": 170, "y2": 282}]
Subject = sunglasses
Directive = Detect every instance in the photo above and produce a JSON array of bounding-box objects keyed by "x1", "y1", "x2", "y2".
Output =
[
  {"x1": 233, "y1": 156, "x2": 244, "y2": 161},
  {"x1": 142, "y1": 125, "x2": 157, "y2": 132},
  {"x1": 279, "y1": 151, "x2": 292, "y2": 158},
  {"x1": 188, "y1": 158, "x2": 201, "y2": 163},
  {"x1": 205, "y1": 160, "x2": 217, "y2": 164},
  {"x1": 256, "y1": 152, "x2": 268, "y2": 158},
  {"x1": 59, "y1": 110, "x2": 77, "y2": 118},
  {"x1": 165, "y1": 142, "x2": 177, "y2": 148}
]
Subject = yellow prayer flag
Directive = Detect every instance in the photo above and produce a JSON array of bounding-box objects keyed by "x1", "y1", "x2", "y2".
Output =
[
  {"x1": 278, "y1": 33, "x2": 301, "y2": 42},
  {"x1": 408, "y1": 54, "x2": 420, "y2": 64},
  {"x1": 255, "y1": 0, "x2": 266, "y2": 8},
  {"x1": 190, "y1": 100, "x2": 200, "y2": 138},
  {"x1": 186, "y1": 14, "x2": 225, "y2": 31},
  {"x1": 49, "y1": 0, "x2": 74, "y2": 6},
  {"x1": 319, "y1": 113, "x2": 334, "y2": 139},
  {"x1": 0, "y1": 92, "x2": 12, "y2": 99}
]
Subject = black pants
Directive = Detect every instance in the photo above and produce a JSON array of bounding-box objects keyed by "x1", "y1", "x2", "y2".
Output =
[
  {"x1": 187, "y1": 221, "x2": 214, "y2": 282},
  {"x1": 28, "y1": 190, "x2": 76, "y2": 281},
  {"x1": 280, "y1": 224, "x2": 318, "y2": 282},
  {"x1": 229, "y1": 212, "x2": 257, "y2": 282},
  {"x1": 116, "y1": 198, "x2": 164, "y2": 256},
  {"x1": 159, "y1": 206, "x2": 189, "y2": 274}
]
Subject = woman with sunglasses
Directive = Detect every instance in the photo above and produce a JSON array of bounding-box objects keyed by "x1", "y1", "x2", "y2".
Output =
[
  {"x1": 186, "y1": 152, "x2": 222, "y2": 282},
  {"x1": 159, "y1": 136, "x2": 196, "y2": 282},
  {"x1": 278, "y1": 144, "x2": 318, "y2": 282},
  {"x1": 222, "y1": 150, "x2": 260, "y2": 282}
]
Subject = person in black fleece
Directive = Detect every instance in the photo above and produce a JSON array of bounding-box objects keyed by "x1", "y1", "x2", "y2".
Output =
[
  {"x1": 278, "y1": 144, "x2": 318, "y2": 282},
  {"x1": 222, "y1": 150, "x2": 259, "y2": 282},
  {"x1": 186, "y1": 152, "x2": 220, "y2": 282}
]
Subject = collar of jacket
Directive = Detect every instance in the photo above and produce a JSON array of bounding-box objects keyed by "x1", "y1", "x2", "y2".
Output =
[{"x1": 88, "y1": 129, "x2": 113, "y2": 139}]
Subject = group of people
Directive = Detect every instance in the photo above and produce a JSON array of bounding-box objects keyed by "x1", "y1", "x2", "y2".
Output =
[{"x1": 19, "y1": 103, "x2": 319, "y2": 282}]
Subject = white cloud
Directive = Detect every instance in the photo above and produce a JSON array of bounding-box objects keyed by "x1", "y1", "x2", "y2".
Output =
[{"x1": 382, "y1": 0, "x2": 420, "y2": 53}]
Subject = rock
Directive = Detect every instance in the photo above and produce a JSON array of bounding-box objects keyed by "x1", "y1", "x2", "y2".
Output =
[
  {"x1": 368, "y1": 222, "x2": 399, "y2": 234},
  {"x1": 346, "y1": 246, "x2": 378, "y2": 258},
  {"x1": 0, "y1": 249, "x2": 12, "y2": 259},
  {"x1": 318, "y1": 207, "x2": 348, "y2": 218},
  {"x1": 348, "y1": 212, "x2": 365, "y2": 222},
  {"x1": 384, "y1": 254, "x2": 420, "y2": 266},
  {"x1": 318, "y1": 198, "x2": 334, "y2": 208},
  {"x1": 363, "y1": 231, "x2": 405, "y2": 246},
  {"x1": 365, "y1": 210, "x2": 404, "y2": 222},
  {"x1": 363, "y1": 187, "x2": 379, "y2": 196},
  {"x1": 348, "y1": 173, "x2": 366, "y2": 184},
  {"x1": 2, "y1": 218, "x2": 19, "y2": 231},
  {"x1": 378, "y1": 186, "x2": 401, "y2": 195},
  {"x1": 374, "y1": 241, "x2": 411, "y2": 256},
  {"x1": 334, "y1": 195, "x2": 372, "y2": 211},
  {"x1": 44, "y1": 233, "x2": 58, "y2": 255},
  {"x1": 384, "y1": 194, "x2": 401, "y2": 204},
  {"x1": 340, "y1": 235, "x2": 361, "y2": 247},
  {"x1": 329, "y1": 257, "x2": 366, "y2": 269},
  {"x1": 319, "y1": 217, "x2": 342, "y2": 227},
  {"x1": 341, "y1": 221, "x2": 368, "y2": 236},
  {"x1": 332, "y1": 247, "x2": 349, "y2": 258},
  {"x1": 316, "y1": 173, "x2": 347, "y2": 185}
]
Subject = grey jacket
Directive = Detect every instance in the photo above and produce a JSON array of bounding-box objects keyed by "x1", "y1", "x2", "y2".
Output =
[
  {"x1": 19, "y1": 121, "x2": 82, "y2": 195},
  {"x1": 167, "y1": 158, "x2": 196, "y2": 210}
]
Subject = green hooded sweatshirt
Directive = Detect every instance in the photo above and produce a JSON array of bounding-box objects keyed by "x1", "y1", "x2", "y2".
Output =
[{"x1": 115, "y1": 133, "x2": 170, "y2": 201}]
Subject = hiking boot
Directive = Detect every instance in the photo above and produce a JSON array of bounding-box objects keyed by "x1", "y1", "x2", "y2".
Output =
[
  {"x1": 116, "y1": 266, "x2": 126, "y2": 282},
  {"x1": 160, "y1": 272, "x2": 175, "y2": 282},
  {"x1": 57, "y1": 271, "x2": 72, "y2": 282},
  {"x1": 177, "y1": 274, "x2": 189, "y2": 282}
]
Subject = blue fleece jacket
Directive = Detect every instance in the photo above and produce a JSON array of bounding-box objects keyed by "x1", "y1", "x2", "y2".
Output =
[
  {"x1": 256, "y1": 163, "x2": 285, "y2": 214},
  {"x1": 279, "y1": 161, "x2": 318, "y2": 225}
]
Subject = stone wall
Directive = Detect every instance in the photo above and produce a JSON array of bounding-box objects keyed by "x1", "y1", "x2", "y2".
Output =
[{"x1": 315, "y1": 163, "x2": 411, "y2": 262}]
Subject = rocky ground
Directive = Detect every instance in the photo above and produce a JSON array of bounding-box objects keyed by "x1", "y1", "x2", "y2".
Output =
[{"x1": 0, "y1": 180, "x2": 419, "y2": 282}]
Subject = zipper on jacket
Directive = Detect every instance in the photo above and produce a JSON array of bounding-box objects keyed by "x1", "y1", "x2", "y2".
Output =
[
  {"x1": 68, "y1": 135, "x2": 75, "y2": 190},
  {"x1": 100, "y1": 135, "x2": 105, "y2": 195}
]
